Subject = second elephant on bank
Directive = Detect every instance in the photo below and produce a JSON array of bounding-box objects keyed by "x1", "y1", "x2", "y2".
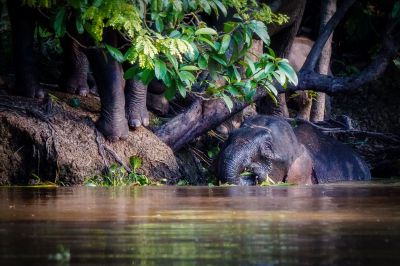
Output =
[{"x1": 217, "y1": 115, "x2": 371, "y2": 185}]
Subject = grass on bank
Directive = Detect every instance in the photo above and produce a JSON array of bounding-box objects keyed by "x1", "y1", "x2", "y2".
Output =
[{"x1": 84, "y1": 156, "x2": 163, "y2": 187}]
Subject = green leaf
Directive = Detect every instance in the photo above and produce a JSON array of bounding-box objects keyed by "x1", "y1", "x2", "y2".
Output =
[
  {"x1": 140, "y1": 69, "x2": 155, "y2": 85},
  {"x1": 393, "y1": 58, "x2": 400, "y2": 69},
  {"x1": 198, "y1": 36, "x2": 218, "y2": 50},
  {"x1": 278, "y1": 61, "x2": 298, "y2": 85},
  {"x1": 129, "y1": 156, "x2": 142, "y2": 172},
  {"x1": 124, "y1": 66, "x2": 139, "y2": 80},
  {"x1": 166, "y1": 54, "x2": 179, "y2": 71},
  {"x1": 75, "y1": 15, "x2": 84, "y2": 34},
  {"x1": 155, "y1": 17, "x2": 164, "y2": 32},
  {"x1": 224, "y1": 22, "x2": 236, "y2": 33},
  {"x1": 233, "y1": 66, "x2": 241, "y2": 82},
  {"x1": 248, "y1": 20, "x2": 270, "y2": 45},
  {"x1": 392, "y1": 2, "x2": 400, "y2": 18},
  {"x1": 54, "y1": 7, "x2": 66, "y2": 37},
  {"x1": 200, "y1": 0, "x2": 211, "y2": 14},
  {"x1": 219, "y1": 34, "x2": 231, "y2": 54},
  {"x1": 169, "y1": 30, "x2": 181, "y2": 38},
  {"x1": 105, "y1": 44, "x2": 124, "y2": 63},
  {"x1": 165, "y1": 80, "x2": 176, "y2": 100},
  {"x1": 124, "y1": 46, "x2": 136, "y2": 62},
  {"x1": 179, "y1": 71, "x2": 196, "y2": 85},
  {"x1": 272, "y1": 70, "x2": 286, "y2": 85},
  {"x1": 213, "y1": 0, "x2": 227, "y2": 17},
  {"x1": 177, "y1": 82, "x2": 187, "y2": 97},
  {"x1": 245, "y1": 56, "x2": 256, "y2": 74},
  {"x1": 221, "y1": 93, "x2": 233, "y2": 112},
  {"x1": 211, "y1": 55, "x2": 227, "y2": 66},
  {"x1": 264, "y1": 62, "x2": 275, "y2": 74},
  {"x1": 195, "y1": 27, "x2": 218, "y2": 35},
  {"x1": 154, "y1": 59, "x2": 167, "y2": 80},
  {"x1": 180, "y1": 65, "x2": 200, "y2": 71},
  {"x1": 227, "y1": 85, "x2": 241, "y2": 96},
  {"x1": 109, "y1": 164, "x2": 118, "y2": 174},
  {"x1": 198, "y1": 55, "x2": 208, "y2": 70},
  {"x1": 265, "y1": 82, "x2": 278, "y2": 96}
]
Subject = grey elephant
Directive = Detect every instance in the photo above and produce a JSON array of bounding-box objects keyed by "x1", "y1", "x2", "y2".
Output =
[
  {"x1": 5, "y1": 0, "x2": 152, "y2": 141},
  {"x1": 217, "y1": 115, "x2": 371, "y2": 185}
]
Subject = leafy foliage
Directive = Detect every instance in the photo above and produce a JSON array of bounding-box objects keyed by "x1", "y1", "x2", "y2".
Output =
[
  {"x1": 85, "y1": 156, "x2": 156, "y2": 187},
  {"x1": 20, "y1": 0, "x2": 297, "y2": 109}
]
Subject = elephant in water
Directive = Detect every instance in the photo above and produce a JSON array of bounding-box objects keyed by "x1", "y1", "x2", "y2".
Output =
[{"x1": 217, "y1": 115, "x2": 371, "y2": 185}]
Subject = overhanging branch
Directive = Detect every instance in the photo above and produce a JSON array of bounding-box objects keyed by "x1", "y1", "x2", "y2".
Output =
[{"x1": 301, "y1": 0, "x2": 357, "y2": 71}]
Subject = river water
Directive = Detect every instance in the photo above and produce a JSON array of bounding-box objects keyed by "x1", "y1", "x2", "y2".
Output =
[{"x1": 1, "y1": 181, "x2": 400, "y2": 265}]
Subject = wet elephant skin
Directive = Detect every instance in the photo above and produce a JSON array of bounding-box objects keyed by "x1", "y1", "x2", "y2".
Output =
[{"x1": 217, "y1": 115, "x2": 371, "y2": 185}]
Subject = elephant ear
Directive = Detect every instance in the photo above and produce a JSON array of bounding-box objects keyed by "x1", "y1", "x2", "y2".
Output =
[{"x1": 286, "y1": 146, "x2": 315, "y2": 185}]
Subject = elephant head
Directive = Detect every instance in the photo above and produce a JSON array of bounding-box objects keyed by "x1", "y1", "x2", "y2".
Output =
[{"x1": 217, "y1": 116, "x2": 315, "y2": 185}]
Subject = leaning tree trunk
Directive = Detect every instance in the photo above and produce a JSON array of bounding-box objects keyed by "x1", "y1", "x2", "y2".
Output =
[
  {"x1": 311, "y1": 0, "x2": 336, "y2": 122},
  {"x1": 259, "y1": 0, "x2": 307, "y2": 117},
  {"x1": 156, "y1": 41, "x2": 264, "y2": 151},
  {"x1": 0, "y1": 94, "x2": 180, "y2": 185}
]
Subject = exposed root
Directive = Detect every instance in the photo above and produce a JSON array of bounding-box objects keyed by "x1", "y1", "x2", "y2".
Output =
[{"x1": 94, "y1": 128, "x2": 132, "y2": 173}]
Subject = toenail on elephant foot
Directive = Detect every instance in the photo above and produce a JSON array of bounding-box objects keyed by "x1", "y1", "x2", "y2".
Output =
[
  {"x1": 17, "y1": 82, "x2": 45, "y2": 99},
  {"x1": 128, "y1": 110, "x2": 149, "y2": 128},
  {"x1": 65, "y1": 80, "x2": 89, "y2": 97},
  {"x1": 96, "y1": 117, "x2": 129, "y2": 141},
  {"x1": 35, "y1": 87, "x2": 45, "y2": 99}
]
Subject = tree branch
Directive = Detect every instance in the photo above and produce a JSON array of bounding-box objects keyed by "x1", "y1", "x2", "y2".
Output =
[
  {"x1": 292, "y1": 29, "x2": 400, "y2": 94},
  {"x1": 301, "y1": 0, "x2": 357, "y2": 71},
  {"x1": 155, "y1": 1, "x2": 400, "y2": 150}
]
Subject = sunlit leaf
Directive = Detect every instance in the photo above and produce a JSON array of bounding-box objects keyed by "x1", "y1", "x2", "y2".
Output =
[
  {"x1": 155, "y1": 59, "x2": 167, "y2": 80},
  {"x1": 195, "y1": 27, "x2": 218, "y2": 35},
  {"x1": 278, "y1": 61, "x2": 298, "y2": 85},
  {"x1": 222, "y1": 93, "x2": 233, "y2": 112},
  {"x1": 105, "y1": 44, "x2": 124, "y2": 63},
  {"x1": 248, "y1": 20, "x2": 270, "y2": 45},
  {"x1": 219, "y1": 34, "x2": 231, "y2": 54}
]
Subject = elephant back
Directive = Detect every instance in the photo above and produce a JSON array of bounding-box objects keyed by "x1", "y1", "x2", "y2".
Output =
[{"x1": 294, "y1": 123, "x2": 371, "y2": 183}]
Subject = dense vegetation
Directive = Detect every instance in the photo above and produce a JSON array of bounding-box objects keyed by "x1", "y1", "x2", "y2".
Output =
[{"x1": 18, "y1": 0, "x2": 298, "y2": 109}]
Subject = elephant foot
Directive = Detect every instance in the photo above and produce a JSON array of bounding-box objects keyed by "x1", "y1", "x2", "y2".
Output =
[
  {"x1": 63, "y1": 74, "x2": 90, "y2": 97},
  {"x1": 147, "y1": 92, "x2": 169, "y2": 116},
  {"x1": 96, "y1": 116, "x2": 129, "y2": 142},
  {"x1": 15, "y1": 77, "x2": 45, "y2": 99},
  {"x1": 127, "y1": 106, "x2": 149, "y2": 128},
  {"x1": 125, "y1": 80, "x2": 149, "y2": 129}
]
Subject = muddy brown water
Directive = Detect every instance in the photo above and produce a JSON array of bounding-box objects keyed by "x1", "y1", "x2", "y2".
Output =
[{"x1": 1, "y1": 181, "x2": 400, "y2": 265}]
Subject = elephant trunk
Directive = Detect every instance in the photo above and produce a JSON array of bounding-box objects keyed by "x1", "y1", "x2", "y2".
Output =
[{"x1": 218, "y1": 143, "x2": 255, "y2": 185}]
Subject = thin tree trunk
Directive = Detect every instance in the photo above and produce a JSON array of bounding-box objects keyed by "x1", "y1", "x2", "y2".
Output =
[
  {"x1": 311, "y1": 0, "x2": 336, "y2": 122},
  {"x1": 258, "y1": 0, "x2": 307, "y2": 117}
]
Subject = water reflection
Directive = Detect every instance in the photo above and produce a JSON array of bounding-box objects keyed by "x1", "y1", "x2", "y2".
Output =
[{"x1": 0, "y1": 183, "x2": 400, "y2": 265}]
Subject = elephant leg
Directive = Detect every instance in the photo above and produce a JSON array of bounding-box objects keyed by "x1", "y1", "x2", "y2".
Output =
[
  {"x1": 146, "y1": 79, "x2": 169, "y2": 115},
  {"x1": 60, "y1": 38, "x2": 90, "y2": 96},
  {"x1": 7, "y1": 0, "x2": 44, "y2": 98},
  {"x1": 285, "y1": 147, "x2": 315, "y2": 185},
  {"x1": 87, "y1": 72, "x2": 98, "y2": 95},
  {"x1": 125, "y1": 80, "x2": 149, "y2": 128},
  {"x1": 85, "y1": 48, "x2": 128, "y2": 141}
]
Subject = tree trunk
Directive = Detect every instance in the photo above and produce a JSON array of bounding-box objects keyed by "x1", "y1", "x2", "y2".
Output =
[
  {"x1": 0, "y1": 94, "x2": 180, "y2": 185},
  {"x1": 311, "y1": 0, "x2": 336, "y2": 122},
  {"x1": 258, "y1": 0, "x2": 307, "y2": 117},
  {"x1": 156, "y1": 41, "x2": 264, "y2": 151}
]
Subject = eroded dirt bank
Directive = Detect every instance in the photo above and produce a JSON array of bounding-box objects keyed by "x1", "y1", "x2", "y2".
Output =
[{"x1": 0, "y1": 93, "x2": 180, "y2": 185}]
